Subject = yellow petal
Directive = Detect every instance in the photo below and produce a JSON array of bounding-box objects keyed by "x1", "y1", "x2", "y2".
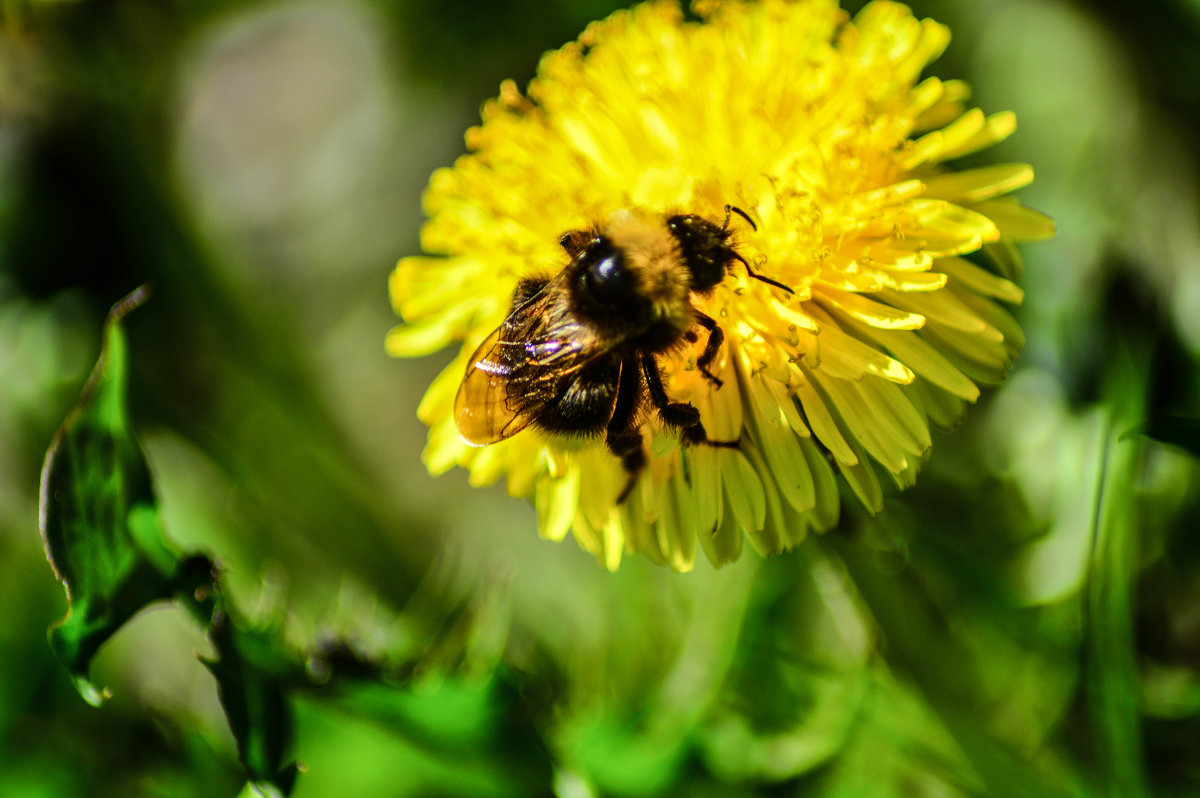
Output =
[
  {"x1": 802, "y1": 312, "x2": 917, "y2": 383},
  {"x1": 600, "y1": 509, "x2": 624, "y2": 572},
  {"x1": 853, "y1": 324, "x2": 980, "y2": 401},
  {"x1": 722, "y1": 449, "x2": 766, "y2": 535},
  {"x1": 817, "y1": 376, "x2": 911, "y2": 474},
  {"x1": 880, "y1": 270, "x2": 950, "y2": 291},
  {"x1": 816, "y1": 287, "x2": 927, "y2": 330},
  {"x1": 424, "y1": 419, "x2": 468, "y2": 476},
  {"x1": 701, "y1": 500, "x2": 744, "y2": 568},
  {"x1": 938, "y1": 256, "x2": 1024, "y2": 304},
  {"x1": 909, "y1": 198, "x2": 1000, "y2": 244},
  {"x1": 922, "y1": 163, "x2": 1034, "y2": 203},
  {"x1": 794, "y1": 374, "x2": 858, "y2": 467},
  {"x1": 657, "y1": 473, "x2": 698, "y2": 572},
  {"x1": 688, "y1": 446, "x2": 722, "y2": 536},
  {"x1": 971, "y1": 199, "x2": 1056, "y2": 241},
  {"x1": 835, "y1": 434, "x2": 884, "y2": 513},
  {"x1": 880, "y1": 287, "x2": 999, "y2": 340},
  {"x1": 736, "y1": 441, "x2": 788, "y2": 557},
  {"x1": 800, "y1": 436, "x2": 841, "y2": 530},
  {"x1": 940, "y1": 111, "x2": 1017, "y2": 160},
  {"x1": 901, "y1": 108, "x2": 985, "y2": 169},
  {"x1": 416, "y1": 360, "x2": 464, "y2": 425},
  {"x1": 742, "y1": 377, "x2": 816, "y2": 514},
  {"x1": 385, "y1": 301, "x2": 480, "y2": 357},
  {"x1": 536, "y1": 467, "x2": 580, "y2": 542}
]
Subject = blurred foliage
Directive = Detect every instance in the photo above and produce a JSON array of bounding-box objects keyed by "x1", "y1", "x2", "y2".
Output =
[
  {"x1": 40, "y1": 287, "x2": 301, "y2": 792},
  {"x1": 3, "y1": 0, "x2": 1200, "y2": 796}
]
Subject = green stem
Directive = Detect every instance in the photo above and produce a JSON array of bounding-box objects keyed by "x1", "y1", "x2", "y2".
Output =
[
  {"x1": 830, "y1": 534, "x2": 1081, "y2": 798},
  {"x1": 1085, "y1": 372, "x2": 1147, "y2": 797}
]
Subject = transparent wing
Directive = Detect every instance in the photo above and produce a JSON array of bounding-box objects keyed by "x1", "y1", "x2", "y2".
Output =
[
  {"x1": 454, "y1": 325, "x2": 540, "y2": 445},
  {"x1": 453, "y1": 286, "x2": 605, "y2": 446}
]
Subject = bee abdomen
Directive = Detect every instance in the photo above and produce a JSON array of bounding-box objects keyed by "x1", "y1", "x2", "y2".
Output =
[{"x1": 534, "y1": 358, "x2": 622, "y2": 437}]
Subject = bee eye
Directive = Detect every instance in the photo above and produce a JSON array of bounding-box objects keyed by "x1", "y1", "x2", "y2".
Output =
[{"x1": 578, "y1": 240, "x2": 634, "y2": 306}]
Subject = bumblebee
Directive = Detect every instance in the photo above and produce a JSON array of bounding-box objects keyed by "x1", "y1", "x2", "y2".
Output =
[{"x1": 454, "y1": 205, "x2": 792, "y2": 503}]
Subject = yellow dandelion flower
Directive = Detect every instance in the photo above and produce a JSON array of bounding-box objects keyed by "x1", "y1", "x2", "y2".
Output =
[{"x1": 388, "y1": 0, "x2": 1053, "y2": 571}]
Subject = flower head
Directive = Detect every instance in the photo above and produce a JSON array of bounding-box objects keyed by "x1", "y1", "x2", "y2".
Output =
[{"x1": 389, "y1": 0, "x2": 1053, "y2": 570}]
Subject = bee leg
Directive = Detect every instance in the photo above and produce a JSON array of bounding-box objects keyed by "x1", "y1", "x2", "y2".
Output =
[
  {"x1": 641, "y1": 353, "x2": 703, "y2": 432},
  {"x1": 607, "y1": 354, "x2": 648, "y2": 504},
  {"x1": 677, "y1": 421, "x2": 740, "y2": 450},
  {"x1": 642, "y1": 352, "x2": 741, "y2": 449},
  {"x1": 610, "y1": 432, "x2": 646, "y2": 505},
  {"x1": 693, "y1": 312, "x2": 725, "y2": 388}
]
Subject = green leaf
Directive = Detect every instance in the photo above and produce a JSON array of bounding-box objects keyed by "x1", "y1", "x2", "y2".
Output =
[
  {"x1": 1087, "y1": 357, "x2": 1150, "y2": 798},
  {"x1": 198, "y1": 584, "x2": 299, "y2": 797},
  {"x1": 571, "y1": 715, "x2": 688, "y2": 797},
  {"x1": 38, "y1": 287, "x2": 192, "y2": 706},
  {"x1": 312, "y1": 671, "x2": 554, "y2": 796},
  {"x1": 38, "y1": 287, "x2": 302, "y2": 793},
  {"x1": 1130, "y1": 415, "x2": 1200, "y2": 459}
]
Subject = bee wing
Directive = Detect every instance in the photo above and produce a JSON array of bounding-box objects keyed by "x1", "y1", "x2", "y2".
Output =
[
  {"x1": 454, "y1": 287, "x2": 604, "y2": 446},
  {"x1": 454, "y1": 325, "x2": 541, "y2": 445}
]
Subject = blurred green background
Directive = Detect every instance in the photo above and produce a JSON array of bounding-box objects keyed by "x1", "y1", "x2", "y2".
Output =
[{"x1": 2, "y1": 0, "x2": 1200, "y2": 795}]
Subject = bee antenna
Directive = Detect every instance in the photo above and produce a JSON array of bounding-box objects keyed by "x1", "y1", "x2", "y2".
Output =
[
  {"x1": 743, "y1": 259, "x2": 795, "y2": 294},
  {"x1": 724, "y1": 205, "x2": 793, "y2": 294},
  {"x1": 724, "y1": 204, "x2": 758, "y2": 233}
]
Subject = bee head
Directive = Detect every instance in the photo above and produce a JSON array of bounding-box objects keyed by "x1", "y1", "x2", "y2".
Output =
[
  {"x1": 666, "y1": 214, "x2": 735, "y2": 293},
  {"x1": 669, "y1": 207, "x2": 794, "y2": 296},
  {"x1": 570, "y1": 237, "x2": 650, "y2": 324}
]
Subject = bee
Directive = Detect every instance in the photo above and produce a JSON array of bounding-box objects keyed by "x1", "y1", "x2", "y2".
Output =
[{"x1": 454, "y1": 205, "x2": 793, "y2": 503}]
